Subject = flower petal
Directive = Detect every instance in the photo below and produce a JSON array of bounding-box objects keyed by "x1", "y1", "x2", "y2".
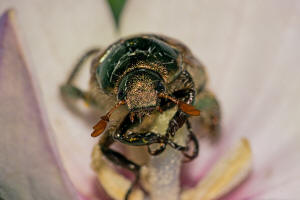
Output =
[
  {"x1": 181, "y1": 138, "x2": 252, "y2": 200},
  {"x1": 0, "y1": 10, "x2": 79, "y2": 200},
  {"x1": 219, "y1": 2, "x2": 300, "y2": 198},
  {"x1": 1, "y1": 1, "x2": 115, "y2": 198},
  {"x1": 2, "y1": 1, "x2": 300, "y2": 199}
]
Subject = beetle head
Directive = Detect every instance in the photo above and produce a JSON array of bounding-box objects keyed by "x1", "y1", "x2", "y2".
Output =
[
  {"x1": 118, "y1": 69, "x2": 165, "y2": 116},
  {"x1": 91, "y1": 69, "x2": 200, "y2": 138}
]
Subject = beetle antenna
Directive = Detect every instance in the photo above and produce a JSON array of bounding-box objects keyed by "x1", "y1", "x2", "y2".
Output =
[
  {"x1": 91, "y1": 100, "x2": 126, "y2": 137},
  {"x1": 158, "y1": 93, "x2": 200, "y2": 116}
]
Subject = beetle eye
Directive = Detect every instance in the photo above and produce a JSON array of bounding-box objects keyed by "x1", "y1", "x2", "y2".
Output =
[
  {"x1": 155, "y1": 82, "x2": 165, "y2": 92},
  {"x1": 118, "y1": 90, "x2": 126, "y2": 100}
]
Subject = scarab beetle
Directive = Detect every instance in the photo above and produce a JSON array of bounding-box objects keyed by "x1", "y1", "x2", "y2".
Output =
[{"x1": 61, "y1": 34, "x2": 221, "y2": 200}]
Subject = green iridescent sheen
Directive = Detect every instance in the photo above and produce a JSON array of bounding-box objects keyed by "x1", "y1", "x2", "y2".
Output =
[{"x1": 96, "y1": 35, "x2": 182, "y2": 94}]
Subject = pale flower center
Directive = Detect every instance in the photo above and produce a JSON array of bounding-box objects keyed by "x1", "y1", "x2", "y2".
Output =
[{"x1": 91, "y1": 103, "x2": 252, "y2": 200}]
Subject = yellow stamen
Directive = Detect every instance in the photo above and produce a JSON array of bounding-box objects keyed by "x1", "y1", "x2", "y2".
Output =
[
  {"x1": 91, "y1": 145, "x2": 144, "y2": 200},
  {"x1": 181, "y1": 138, "x2": 252, "y2": 200}
]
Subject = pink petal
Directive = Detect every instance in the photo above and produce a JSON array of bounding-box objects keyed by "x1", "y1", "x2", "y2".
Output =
[
  {"x1": 1, "y1": 1, "x2": 299, "y2": 199},
  {"x1": 0, "y1": 10, "x2": 79, "y2": 200},
  {"x1": 173, "y1": 1, "x2": 300, "y2": 198},
  {"x1": 1, "y1": 2, "x2": 115, "y2": 198},
  {"x1": 221, "y1": 2, "x2": 300, "y2": 198}
]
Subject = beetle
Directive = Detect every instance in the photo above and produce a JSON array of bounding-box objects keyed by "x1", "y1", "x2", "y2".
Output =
[{"x1": 61, "y1": 34, "x2": 221, "y2": 200}]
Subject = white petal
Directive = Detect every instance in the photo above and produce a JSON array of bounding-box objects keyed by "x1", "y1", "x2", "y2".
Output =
[
  {"x1": 0, "y1": 1, "x2": 116, "y2": 198},
  {"x1": 122, "y1": 0, "x2": 300, "y2": 197},
  {"x1": 0, "y1": 10, "x2": 78, "y2": 200},
  {"x1": 1, "y1": 0, "x2": 300, "y2": 198}
]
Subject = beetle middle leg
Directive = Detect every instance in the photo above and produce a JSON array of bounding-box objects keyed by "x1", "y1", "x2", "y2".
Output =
[
  {"x1": 60, "y1": 48, "x2": 100, "y2": 106},
  {"x1": 192, "y1": 89, "x2": 221, "y2": 140}
]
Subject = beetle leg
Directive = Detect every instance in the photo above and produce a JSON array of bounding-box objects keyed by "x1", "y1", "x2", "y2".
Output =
[
  {"x1": 166, "y1": 121, "x2": 199, "y2": 162},
  {"x1": 165, "y1": 87, "x2": 196, "y2": 137},
  {"x1": 164, "y1": 70, "x2": 196, "y2": 137},
  {"x1": 153, "y1": 34, "x2": 221, "y2": 140},
  {"x1": 60, "y1": 48, "x2": 100, "y2": 106},
  {"x1": 149, "y1": 34, "x2": 207, "y2": 92},
  {"x1": 114, "y1": 112, "x2": 197, "y2": 161},
  {"x1": 159, "y1": 70, "x2": 200, "y2": 160},
  {"x1": 166, "y1": 110, "x2": 188, "y2": 137},
  {"x1": 167, "y1": 70, "x2": 195, "y2": 97},
  {"x1": 147, "y1": 142, "x2": 167, "y2": 155},
  {"x1": 193, "y1": 90, "x2": 221, "y2": 141},
  {"x1": 100, "y1": 134, "x2": 141, "y2": 200},
  {"x1": 183, "y1": 119, "x2": 199, "y2": 161},
  {"x1": 114, "y1": 113, "x2": 169, "y2": 157},
  {"x1": 101, "y1": 145, "x2": 141, "y2": 200}
]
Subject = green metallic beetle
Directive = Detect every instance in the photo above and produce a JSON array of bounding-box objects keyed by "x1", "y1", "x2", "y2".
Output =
[{"x1": 61, "y1": 34, "x2": 221, "y2": 200}]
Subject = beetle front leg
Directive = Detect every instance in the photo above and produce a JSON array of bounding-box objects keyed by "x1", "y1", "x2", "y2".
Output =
[
  {"x1": 164, "y1": 120, "x2": 199, "y2": 162},
  {"x1": 114, "y1": 112, "x2": 197, "y2": 160},
  {"x1": 183, "y1": 119, "x2": 199, "y2": 161},
  {"x1": 101, "y1": 146, "x2": 141, "y2": 200},
  {"x1": 147, "y1": 142, "x2": 167, "y2": 155},
  {"x1": 165, "y1": 87, "x2": 195, "y2": 137},
  {"x1": 164, "y1": 70, "x2": 196, "y2": 135},
  {"x1": 99, "y1": 134, "x2": 141, "y2": 200}
]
